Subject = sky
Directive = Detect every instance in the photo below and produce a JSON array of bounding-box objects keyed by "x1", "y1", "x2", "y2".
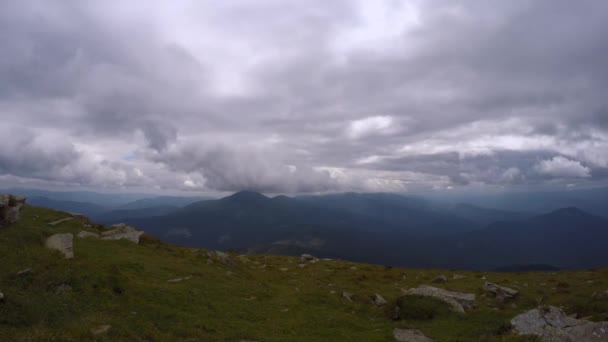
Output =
[{"x1": 1, "y1": 0, "x2": 607, "y2": 194}]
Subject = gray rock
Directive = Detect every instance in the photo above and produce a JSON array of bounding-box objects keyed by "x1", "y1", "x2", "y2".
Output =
[
  {"x1": 452, "y1": 274, "x2": 466, "y2": 280},
  {"x1": 511, "y1": 305, "x2": 608, "y2": 341},
  {"x1": 372, "y1": 293, "x2": 387, "y2": 306},
  {"x1": 402, "y1": 285, "x2": 476, "y2": 313},
  {"x1": 45, "y1": 233, "x2": 74, "y2": 259},
  {"x1": 4, "y1": 205, "x2": 23, "y2": 224},
  {"x1": 167, "y1": 276, "x2": 192, "y2": 283},
  {"x1": 47, "y1": 217, "x2": 74, "y2": 226},
  {"x1": 101, "y1": 223, "x2": 143, "y2": 243},
  {"x1": 432, "y1": 275, "x2": 447, "y2": 283},
  {"x1": 77, "y1": 231, "x2": 99, "y2": 239},
  {"x1": 484, "y1": 282, "x2": 518, "y2": 301},
  {"x1": 393, "y1": 328, "x2": 433, "y2": 342},
  {"x1": 342, "y1": 291, "x2": 353, "y2": 302}
]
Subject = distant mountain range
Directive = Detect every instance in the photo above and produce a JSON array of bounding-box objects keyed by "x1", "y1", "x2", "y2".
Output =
[{"x1": 11, "y1": 187, "x2": 608, "y2": 270}]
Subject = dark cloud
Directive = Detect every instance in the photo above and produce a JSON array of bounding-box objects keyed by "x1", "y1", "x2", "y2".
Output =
[{"x1": 0, "y1": 0, "x2": 607, "y2": 193}]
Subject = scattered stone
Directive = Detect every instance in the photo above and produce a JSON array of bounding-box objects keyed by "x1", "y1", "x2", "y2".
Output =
[
  {"x1": 393, "y1": 328, "x2": 433, "y2": 342},
  {"x1": 300, "y1": 254, "x2": 318, "y2": 263},
  {"x1": 452, "y1": 274, "x2": 466, "y2": 280},
  {"x1": 16, "y1": 268, "x2": 31, "y2": 276},
  {"x1": 47, "y1": 217, "x2": 74, "y2": 227},
  {"x1": 167, "y1": 276, "x2": 192, "y2": 283},
  {"x1": 484, "y1": 282, "x2": 518, "y2": 302},
  {"x1": 45, "y1": 233, "x2": 74, "y2": 259},
  {"x1": 432, "y1": 275, "x2": 447, "y2": 283},
  {"x1": 77, "y1": 231, "x2": 99, "y2": 239},
  {"x1": 91, "y1": 325, "x2": 111, "y2": 335},
  {"x1": 55, "y1": 284, "x2": 72, "y2": 294},
  {"x1": 101, "y1": 223, "x2": 143, "y2": 243},
  {"x1": 329, "y1": 290, "x2": 336, "y2": 294},
  {"x1": 342, "y1": 291, "x2": 354, "y2": 302},
  {"x1": 402, "y1": 285, "x2": 477, "y2": 313},
  {"x1": 371, "y1": 293, "x2": 387, "y2": 306},
  {"x1": 350, "y1": 266, "x2": 357, "y2": 270},
  {"x1": 207, "y1": 250, "x2": 233, "y2": 264},
  {"x1": 511, "y1": 305, "x2": 608, "y2": 341},
  {"x1": 279, "y1": 268, "x2": 289, "y2": 271}
]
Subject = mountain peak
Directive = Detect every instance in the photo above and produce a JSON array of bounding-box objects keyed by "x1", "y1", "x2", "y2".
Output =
[{"x1": 223, "y1": 190, "x2": 268, "y2": 202}]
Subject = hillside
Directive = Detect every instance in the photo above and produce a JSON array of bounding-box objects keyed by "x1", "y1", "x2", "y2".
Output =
[{"x1": 1, "y1": 204, "x2": 608, "y2": 341}]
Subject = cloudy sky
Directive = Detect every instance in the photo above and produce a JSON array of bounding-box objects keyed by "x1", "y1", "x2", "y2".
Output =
[{"x1": 1, "y1": 0, "x2": 607, "y2": 194}]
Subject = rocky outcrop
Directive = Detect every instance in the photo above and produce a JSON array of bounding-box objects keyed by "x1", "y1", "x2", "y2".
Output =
[
  {"x1": 0, "y1": 194, "x2": 26, "y2": 227},
  {"x1": 484, "y1": 282, "x2": 518, "y2": 301},
  {"x1": 45, "y1": 233, "x2": 74, "y2": 259},
  {"x1": 101, "y1": 223, "x2": 143, "y2": 244},
  {"x1": 393, "y1": 328, "x2": 433, "y2": 342},
  {"x1": 432, "y1": 275, "x2": 447, "y2": 283},
  {"x1": 207, "y1": 250, "x2": 233, "y2": 264},
  {"x1": 48, "y1": 217, "x2": 74, "y2": 226},
  {"x1": 511, "y1": 306, "x2": 608, "y2": 341},
  {"x1": 402, "y1": 285, "x2": 476, "y2": 313}
]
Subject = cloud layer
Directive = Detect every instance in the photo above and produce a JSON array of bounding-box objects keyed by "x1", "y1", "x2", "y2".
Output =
[{"x1": 1, "y1": 0, "x2": 607, "y2": 193}]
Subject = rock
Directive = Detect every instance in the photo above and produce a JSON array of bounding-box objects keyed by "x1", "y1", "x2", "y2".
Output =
[
  {"x1": 0, "y1": 290, "x2": 4, "y2": 302},
  {"x1": 484, "y1": 282, "x2": 518, "y2": 301},
  {"x1": 167, "y1": 276, "x2": 192, "y2": 283},
  {"x1": 207, "y1": 250, "x2": 233, "y2": 264},
  {"x1": 91, "y1": 325, "x2": 111, "y2": 335},
  {"x1": 77, "y1": 231, "x2": 99, "y2": 238},
  {"x1": 300, "y1": 254, "x2": 318, "y2": 263},
  {"x1": 101, "y1": 223, "x2": 143, "y2": 243},
  {"x1": 279, "y1": 268, "x2": 289, "y2": 271},
  {"x1": 45, "y1": 233, "x2": 74, "y2": 259},
  {"x1": 0, "y1": 194, "x2": 25, "y2": 226},
  {"x1": 511, "y1": 305, "x2": 608, "y2": 341},
  {"x1": 432, "y1": 275, "x2": 447, "y2": 283},
  {"x1": 452, "y1": 274, "x2": 466, "y2": 280},
  {"x1": 402, "y1": 285, "x2": 476, "y2": 313},
  {"x1": 342, "y1": 291, "x2": 353, "y2": 302},
  {"x1": 47, "y1": 217, "x2": 74, "y2": 226},
  {"x1": 372, "y1": 293, "x2": 387, "y2": 306},
  {"x1": 393, "y1": 328, "x2": 433, "y2": 342},
  {"x1": 16, "y1": 268, "x2": 31, "y2": 276}
]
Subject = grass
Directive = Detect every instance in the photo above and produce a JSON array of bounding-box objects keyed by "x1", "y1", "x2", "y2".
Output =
[{"x1": 0, "y1": 205, "x2": 606, "y2": 341}]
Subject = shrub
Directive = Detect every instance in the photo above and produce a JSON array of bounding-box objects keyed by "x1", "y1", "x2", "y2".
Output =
[{"x1": 392, "y1": 295, "x2": 452, "y2": 320}]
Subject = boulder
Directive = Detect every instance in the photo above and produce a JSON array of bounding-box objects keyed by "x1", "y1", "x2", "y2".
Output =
[
  {"x1": 45, "y1": 233, "x2": 74, "y2": 259},
  {"x1": 372, "y1": 293, "x2": 387, "y2": 306},
  {"x1": 101, "y1": 223, "x2": 143, "y2": 244},
  {"x1": 484, "y1": 282, "x2": 518, "y2": 301},
  {"x1": 78, "y1": 231, "x2": 100, "y2": 239},
  {"x1": 402, "y1": 285, "x2": 476, "y2": 313},
  {"x1": 511, "y1": 305, "x2": 608, "y2": 341},
  {"x1": 0, "y1": 194, "x2": 25, "y2": 226},
  {"x1": 393, "y1": 328, "x2": 433, "y2": 342}
]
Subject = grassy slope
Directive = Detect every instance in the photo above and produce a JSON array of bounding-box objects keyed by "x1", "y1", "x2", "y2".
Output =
[{"x1": 0, "y1": 206, "x2": 607, "y2": 341}]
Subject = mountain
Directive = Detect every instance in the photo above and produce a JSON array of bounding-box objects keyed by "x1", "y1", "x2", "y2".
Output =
[
  {"x1": 433, "y1": 207, "x2": 608, "y2": 269},
  {"x1": 91, "y1": 205, "x2": 180, "y2": 224},
  {"x1": 26, "y1": 196, "x2": 108, "y2": 216},
  {"x1": 122, "y1": 191, "x2": 608, "y2": 270},
  {"x1": 445, "y1": 203, "x2": 532, "y2": 226},
  {"x1": 117, "y1": 195, "x2": 212, "y2": 210},
  {"x1": 1, "y1": 188, "x2": 149, "y2": 207}
]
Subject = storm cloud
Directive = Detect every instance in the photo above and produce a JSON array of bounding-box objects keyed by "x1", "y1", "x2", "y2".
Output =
[{"x1": 1, "y1": 0, "x2": 607, "y2": 193}]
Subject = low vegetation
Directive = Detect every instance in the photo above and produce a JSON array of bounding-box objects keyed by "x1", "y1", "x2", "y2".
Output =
[{"x1": 1, "y1": 205, "x2": 607, "y2": 341}]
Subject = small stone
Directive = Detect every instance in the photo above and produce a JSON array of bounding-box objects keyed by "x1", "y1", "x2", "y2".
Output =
[
  {"x1": 350, "y1": 266, "x2": 357, "y2": 270},
  {"x1": 167, "y1": 276, "x2": 192, "y2": 283},
  {"x1": 77, "y1": 231, "x2": 99, "y2": 239},
  {"x1": 279, "y1": 268, "x2": 289, "y2": 271},
  {"x1": 16, "y1": 268, "x2": 31, "y2": 276},
  {"x1": 393, "y1": 328, "x2": 433, "y2": 342},
  {"x1": 91, "y1": 325, "x2": 111, "y2": 335},
  {"x1": 0, "y1": 290, "x2": 4, "y2": 302},
  {"x1": 47, "y1": 217, "x2": 74, "y2": 227},
  {"x1": 342, "y1": 291, "x2": 353, "y2": 302},
  {"x1": 45, "y1": 233, "x2": 74, "y2": 259},
  {"x1": 452, "y1": 274, "x2": 466, "y2": 280}
]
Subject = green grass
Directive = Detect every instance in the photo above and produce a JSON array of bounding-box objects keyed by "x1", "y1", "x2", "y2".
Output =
[{"x1": 0, "y1": 206, "x2": 606, "y2": 341}]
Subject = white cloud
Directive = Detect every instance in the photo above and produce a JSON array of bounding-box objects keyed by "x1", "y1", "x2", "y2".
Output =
[
  {"x1": 347, "y1": 116, "x2": 393, "y2": 139},
  {"x1": 534, "y1": 156, "x2": 590, "y2": 178}
]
